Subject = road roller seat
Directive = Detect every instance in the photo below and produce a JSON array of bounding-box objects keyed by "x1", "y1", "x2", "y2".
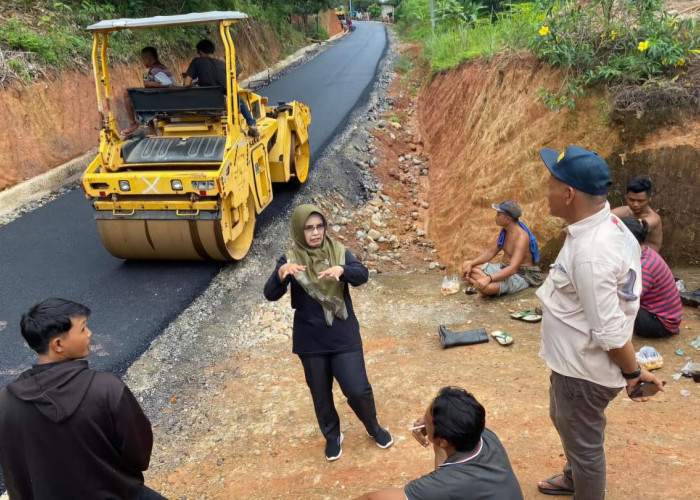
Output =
[{"x1": 127, "y1": 86, "x2": 226, "y2": 123}]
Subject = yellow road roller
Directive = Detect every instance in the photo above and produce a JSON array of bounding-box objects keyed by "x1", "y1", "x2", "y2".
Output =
[{"x1": 82, "y1": 11, "x2": 311, "y2": 260}]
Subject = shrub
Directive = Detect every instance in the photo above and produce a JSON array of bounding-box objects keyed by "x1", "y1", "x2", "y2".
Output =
[
  {"x1": 368, "y1": 3, "x2": 382, "y2": 19},
  {"x1": 308, "y1": 23, "x2": 329, "y2": 40},
  {"x1": 530, "y1": 0, "x2": 700, "y2": 109}
]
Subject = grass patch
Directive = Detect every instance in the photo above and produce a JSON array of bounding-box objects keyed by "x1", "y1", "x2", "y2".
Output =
[
  {"x1": 394, "y1": 53, "x2": 414, "y2": 73},
  {"x1": 398, "y1": 2, "x2": 541, "y2": 73}
]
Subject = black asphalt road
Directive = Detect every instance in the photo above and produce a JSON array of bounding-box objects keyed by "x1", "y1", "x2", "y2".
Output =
[{"x1": 0, "y1": 22, "x2": 386, "y2": 389}]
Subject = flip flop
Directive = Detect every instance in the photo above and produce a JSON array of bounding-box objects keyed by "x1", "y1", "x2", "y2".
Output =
[
  {"x1": 464, "y1": 286, "x2": 477, "y2": 295},
  {"x1": 490, "y1": 330, "x2": 513, "y2": 346},
  {"x1": 537, "y1": 474, "x2": 575, "y2": 496},
  {"x1": 510, "y1": 309, "x2": 542, "y2": 323}
]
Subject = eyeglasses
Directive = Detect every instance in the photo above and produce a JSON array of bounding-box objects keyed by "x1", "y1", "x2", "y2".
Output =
[{"x1": 303, "y1": 224, "x2": 325, "y2": 233}]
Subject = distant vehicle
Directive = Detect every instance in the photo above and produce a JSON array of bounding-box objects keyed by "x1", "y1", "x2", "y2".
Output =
[{"x1": 82, "y1": 12, "x2": 311, "y2": 260}]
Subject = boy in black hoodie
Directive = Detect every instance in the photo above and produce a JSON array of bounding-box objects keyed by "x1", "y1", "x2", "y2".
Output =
[{"x1": 0, "y1": 298, "x2": 163, "y2": 499}]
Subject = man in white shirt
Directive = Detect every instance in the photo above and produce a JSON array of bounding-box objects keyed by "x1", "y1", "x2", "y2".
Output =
[{"x1": 536, "y1": 145, "x2": 663, "y2": 499}]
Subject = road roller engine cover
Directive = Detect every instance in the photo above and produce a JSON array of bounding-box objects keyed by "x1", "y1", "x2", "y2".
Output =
[{"x1": 82, "y1": 11, "x2": 311, "y2": 261}]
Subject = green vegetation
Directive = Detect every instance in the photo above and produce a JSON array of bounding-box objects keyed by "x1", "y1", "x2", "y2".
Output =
[
  {"x1": 531, "y1": 1, "x2": 700, "y2": 109},
  {"x1": 396, "y1": 0, "x2": 539, "y2": 70},
  {"x1": 0, "y1": 0, "x2": 336, "y2": 81},
  {"x1": 396, "y1": 1, "x2": 700, "y2": 109}
]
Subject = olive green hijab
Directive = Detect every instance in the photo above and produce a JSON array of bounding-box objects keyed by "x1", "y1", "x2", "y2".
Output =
[{"x1": 287, "y1": 204, "x2": 348, "y2": 326}]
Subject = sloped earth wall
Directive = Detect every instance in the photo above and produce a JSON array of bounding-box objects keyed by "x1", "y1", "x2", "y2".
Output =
[
  {"x1": 418, "y1": 54, "x2": 700, "y2": 266},
  {"x1": 0, "y1": 15, "x2": 341, "y2": 192}
]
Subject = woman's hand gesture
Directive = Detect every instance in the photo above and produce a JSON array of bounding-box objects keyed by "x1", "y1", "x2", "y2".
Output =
[
  {"x1": 279, "y1": 263, "x2": 306, "y2": 281},
  {"x1": 317, "y1": 266, "x2": 344, "y2": 281}
]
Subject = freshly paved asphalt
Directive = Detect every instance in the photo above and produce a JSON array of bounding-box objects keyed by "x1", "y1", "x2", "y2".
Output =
[{"x1": 0, "y1": 22, "x2": 386, "y2": 389}]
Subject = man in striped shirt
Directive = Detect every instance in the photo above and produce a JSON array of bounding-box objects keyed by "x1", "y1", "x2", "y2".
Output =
[{"x1": 621, "y1": 217, "x2": 683, "y2": 337}]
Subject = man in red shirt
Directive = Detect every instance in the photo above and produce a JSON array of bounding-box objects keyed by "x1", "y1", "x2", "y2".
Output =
[{"x1": 620, "y1": 217, "x2": 683, "y2": 337}]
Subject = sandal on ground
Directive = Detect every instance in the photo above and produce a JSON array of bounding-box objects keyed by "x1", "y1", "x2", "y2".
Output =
[
  {"x1": 464, "y1": 286, "x2": 477, "y2": 295},
  {"x1": 537, "y1": 474, "x2": 574, "y2": 496},
  {"x1": 510, "y1": 309, "x2": 542, "y2": 323},
  {"x1": 490, "y1": 330, "x2": 513, "y2": 346},
  {"x1": 120, "y1": 124, "x2": 139, "y2": 136}
]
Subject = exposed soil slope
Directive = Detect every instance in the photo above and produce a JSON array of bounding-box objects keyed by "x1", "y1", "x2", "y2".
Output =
[{"x1": 418, "y1": 53, "x2": 700, "y2": 267}]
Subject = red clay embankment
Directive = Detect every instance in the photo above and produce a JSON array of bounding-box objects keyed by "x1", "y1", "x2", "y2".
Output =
[{"x1": 418, "y1": 53, "x2": 700, "y2": 266}]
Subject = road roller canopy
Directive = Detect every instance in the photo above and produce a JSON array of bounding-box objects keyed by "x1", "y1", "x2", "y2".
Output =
[{"x1": 87, "y1": 11, "x2": 248, "y2": 32}]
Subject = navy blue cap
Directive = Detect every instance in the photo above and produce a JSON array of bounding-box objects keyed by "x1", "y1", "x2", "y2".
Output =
[
  {"x1": 540, "y1": 145, "x2": 611, "y2": 195},
  {"x1": 491, "y1": 200, "x2": 522, "y2": 220}
]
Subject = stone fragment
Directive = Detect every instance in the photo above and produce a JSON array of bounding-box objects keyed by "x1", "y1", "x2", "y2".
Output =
[{"x1": 368, "y1": 229, "x2": 381, "y2": 240}]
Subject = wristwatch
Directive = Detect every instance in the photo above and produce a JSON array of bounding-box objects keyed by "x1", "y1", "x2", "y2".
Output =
[{"x1": 621, "y1": 364, "x2": 642, "y2": 380}]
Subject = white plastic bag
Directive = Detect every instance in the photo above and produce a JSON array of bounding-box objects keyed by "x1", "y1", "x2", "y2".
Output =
[{"x1": 441, "y1": 276, "x2": 460, "y2": 296}]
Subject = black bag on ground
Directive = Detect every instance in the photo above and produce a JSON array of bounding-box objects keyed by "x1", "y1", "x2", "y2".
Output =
[{"x1": 438, "y1": 325, "x2": 489, "y2": 349}]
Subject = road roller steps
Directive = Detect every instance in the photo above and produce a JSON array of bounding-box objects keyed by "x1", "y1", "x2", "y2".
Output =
[{"x1": 81, "y1": 11, "x2": 311, "y2": 260}]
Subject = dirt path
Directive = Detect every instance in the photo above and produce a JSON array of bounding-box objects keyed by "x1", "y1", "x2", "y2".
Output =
[
  {"x1": 146, "y1": 273, "x2": 700, "y2": 499},
  {"x1": 142, "y1": 41, "x2": 700, "y2": 498}
]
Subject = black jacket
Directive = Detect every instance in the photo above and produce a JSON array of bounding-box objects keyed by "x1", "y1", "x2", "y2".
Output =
[
  {"x1": 264, "y1": 249, "x2": 369, "y2": 355},
  {"x1": 0, "y1": 360, "x2": 153, "y2": 500}
]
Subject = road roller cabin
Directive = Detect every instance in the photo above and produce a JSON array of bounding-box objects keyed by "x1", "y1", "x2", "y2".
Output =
[{"x1": 81, "y1": 12, "x2": 311, "y2": 260}]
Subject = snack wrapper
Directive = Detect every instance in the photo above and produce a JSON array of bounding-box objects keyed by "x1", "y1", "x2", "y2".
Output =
[{"x1": 636, "y1": 345, "x2": 664, "y2": 371}]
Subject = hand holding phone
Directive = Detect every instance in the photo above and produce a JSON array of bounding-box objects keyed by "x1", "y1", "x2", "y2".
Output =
[{"x1": 628, "y1": 380, "x2": 666, "y2": 399}]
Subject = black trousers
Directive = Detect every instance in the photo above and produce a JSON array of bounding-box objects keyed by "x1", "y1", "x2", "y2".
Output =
[
  {"x1": 635, "y1": 307, "x2": 674, "y2": 338},
  {"x1": 299, "y1": 349, "x2": 379, "y2": 441}
]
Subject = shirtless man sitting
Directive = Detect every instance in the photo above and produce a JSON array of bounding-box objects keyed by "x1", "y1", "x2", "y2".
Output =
[
  {"x1": 462, "y1": 201, "x2": 543, "y2": 296},
  {"x1": 612, "y1": 176, "x2": 662, "y2": 252}
]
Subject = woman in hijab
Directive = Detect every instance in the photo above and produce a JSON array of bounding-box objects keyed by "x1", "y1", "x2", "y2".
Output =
[{"x1": 264, "y1": 204, "x2": 392, "y2": 461}]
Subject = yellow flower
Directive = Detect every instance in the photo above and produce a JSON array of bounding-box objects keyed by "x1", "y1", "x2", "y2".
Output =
[
  {"x1": 610, "y1": 30, "x2": 617, "y2": 40},
  {"x1": 692, "y1": 49, "x2": 700, "y2": 54},
  {"x1": 539, "y1": 26, "x2": 549, "y2": 37},
  {"x1": 677, "y1": 58, "x2": 686, "y2": 67},
  {"x1": 638, "y1": 40, "x2": 650, "y2": 52}
]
